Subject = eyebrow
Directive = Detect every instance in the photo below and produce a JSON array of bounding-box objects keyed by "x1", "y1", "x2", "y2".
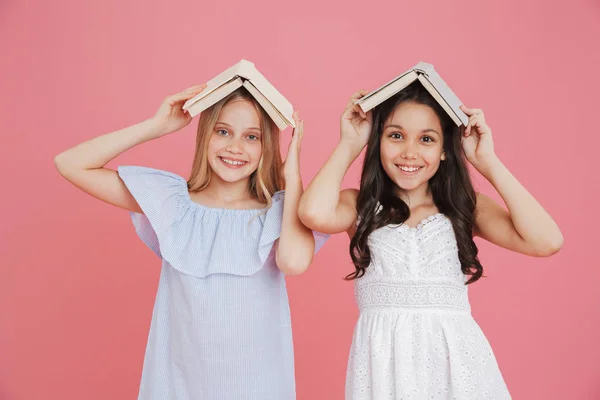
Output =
[
  {"x1": 384, "y1": 124, "x2": 440, "y2": 136},
  {"x1": 215, "y1": 121, "x2": 262, "y2": 132}
]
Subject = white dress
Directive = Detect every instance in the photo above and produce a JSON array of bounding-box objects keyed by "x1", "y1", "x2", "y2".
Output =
[{"x1": 346, "y1": 213, "x2": 511, "y2": 399}]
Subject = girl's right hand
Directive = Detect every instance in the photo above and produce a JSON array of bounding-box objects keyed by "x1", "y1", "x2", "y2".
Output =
[
  {"x1": 149, "y1": 83, "x2": 207, "y2": 137},
  {"x1": 340, "y1": 90, "x2": 373, "y2": 150}
]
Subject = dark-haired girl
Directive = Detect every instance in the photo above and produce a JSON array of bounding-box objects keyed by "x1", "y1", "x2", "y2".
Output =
[{"x1": 299, "y1": 82, "x2": 562, "y2": 399}]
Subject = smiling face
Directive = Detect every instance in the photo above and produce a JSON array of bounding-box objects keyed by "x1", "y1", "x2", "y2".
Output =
[
  {"x1": 206, "y1": 98, "x2": 263, "y2": 184},
  {"x1": 188, "y1": 88, "x2": 283, "y2": 203},
  {"x1": 379, "y1": 101, "x2": 445, "y2": 194}
]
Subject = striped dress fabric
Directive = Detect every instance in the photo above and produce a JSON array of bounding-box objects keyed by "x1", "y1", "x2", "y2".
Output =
[{"x1": 117, "y1": 166, "x2": 329, "y2": 400}]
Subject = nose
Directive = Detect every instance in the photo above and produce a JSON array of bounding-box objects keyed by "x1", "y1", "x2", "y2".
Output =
[
  {"x1": 401, "y1": 140, "x2": 418, "y2": 160},
  {"x1": 226, "y1": 137, "x2": 243, "y2": 154}
]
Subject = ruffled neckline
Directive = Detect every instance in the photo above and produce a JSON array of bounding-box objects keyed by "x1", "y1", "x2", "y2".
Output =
[{"x1": 168, "y1": 171, "x2": 282, "y2": 216}]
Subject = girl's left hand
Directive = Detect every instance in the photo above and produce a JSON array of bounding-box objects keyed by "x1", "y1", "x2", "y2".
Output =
[
  {"x1": 283, "y1": 111, "x2": 304, "y2": 181},
  {"x1": 460, "y1": 105, "x2": 497, "y2": 170}
]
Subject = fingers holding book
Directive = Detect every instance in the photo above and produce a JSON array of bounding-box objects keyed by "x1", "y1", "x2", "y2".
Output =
[
  {"x1": 460, "y1": 105, "x2": 497, "y2": 169},
  {"x1": 283, "y1": 111, "x2": 304, "y2": 179},
  {"x1": 291, "y1": 111, "x2": 304, "y2": 145},
  {"x1": 460, "y1": 105, "x2": 490, "y2": 138},
  {"x1": 150, "y1": 83, "x2": 207, "y2": 137},
  {"x1": 345, "y1": 90, "x2": 369, "y2": 110},
  {"x1": 168, "y1": 84, "x2": 208, "y2": 106},
  {"x1": 340, "y1": 90, "x2": 373, "y2": 150}
]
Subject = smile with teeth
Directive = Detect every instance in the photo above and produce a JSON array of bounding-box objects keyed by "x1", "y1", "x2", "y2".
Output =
[
  {"x1": 397, "y1": 165, "x2": 423, "y2": 172},
  {"x1": 220, "y1": 157, "x2": 247, "y2": 166}
]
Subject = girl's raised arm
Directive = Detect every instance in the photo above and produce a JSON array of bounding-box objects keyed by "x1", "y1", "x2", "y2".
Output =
[
  {"x1": 461, "y1": 105, "x2": 563, "y2": 257},
  {"x1": 299, "y1": 91, "x2": 371, "y2": 235},
  {"x1": 54, "y1": 84, "x2": 206, "y2": 212}
]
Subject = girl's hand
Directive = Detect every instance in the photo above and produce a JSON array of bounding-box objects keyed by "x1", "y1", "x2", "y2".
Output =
[
  {"x1": 460, "y1": 105, "x2": 497, "y2": 171},
  {"x1": 283, "y1": 111, "x2": 304, "y2": 181},
  {"x1": 340, "y1": 90, "x2": 373, "y2": 151},
  {"x1": 149, "y1": 84, "x2": 207, "y2": 137}
]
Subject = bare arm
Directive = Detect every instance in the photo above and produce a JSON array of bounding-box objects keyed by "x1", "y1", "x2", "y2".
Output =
[
  {"x1": 460, "y1": 105, "x2": 563, "y2": 257},
  {"x1": 298, "y1": 142, "x2": 361, "y2": 235},
  {"x1": 276, "y1": 116, "x2": 317, "y2": 275},
  {"x1": 298, "y1": 91, "x2": 371, "y2": 235},
  {"x1": 54, "y1": 84, "x2": 206, "y2": 213},
  {"x1": 474, "y1": 161, "x2": 563, "y2": 257},
  {"x1": 55, "y1": 120, "x2": 159, "y2": 212}
]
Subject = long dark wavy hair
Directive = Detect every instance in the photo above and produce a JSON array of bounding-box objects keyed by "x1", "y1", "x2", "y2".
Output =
[{"x1": 347, "y1": 82, "x2": 483, "y2": 284}]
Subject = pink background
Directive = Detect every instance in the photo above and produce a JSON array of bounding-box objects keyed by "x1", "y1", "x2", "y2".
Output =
[{"x1": 1, "y1": 0, "x2": 599, "y2": 399}]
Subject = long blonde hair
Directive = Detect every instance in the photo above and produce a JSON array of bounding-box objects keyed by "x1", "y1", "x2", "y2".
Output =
[{"x1": 187, "y1": 88, "x2": 283, "y2": 206}]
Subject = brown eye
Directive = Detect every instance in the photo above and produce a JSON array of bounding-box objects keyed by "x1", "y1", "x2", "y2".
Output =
[{"x1": 421, "y1": 136, "x2": 434, "y2": 143}]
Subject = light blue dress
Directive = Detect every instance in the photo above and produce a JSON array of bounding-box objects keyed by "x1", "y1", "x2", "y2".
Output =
[{"x1": 118, "y1": 166, "x2": 329, "y2": 400}]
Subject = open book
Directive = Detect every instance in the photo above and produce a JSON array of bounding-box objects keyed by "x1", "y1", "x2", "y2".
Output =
[
  {"x1": 182, "y1": 59, "x2": 295, "y2": 130},
  {"x1": 355, "y1": 62, "x2": 468, "y2": 127}
]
